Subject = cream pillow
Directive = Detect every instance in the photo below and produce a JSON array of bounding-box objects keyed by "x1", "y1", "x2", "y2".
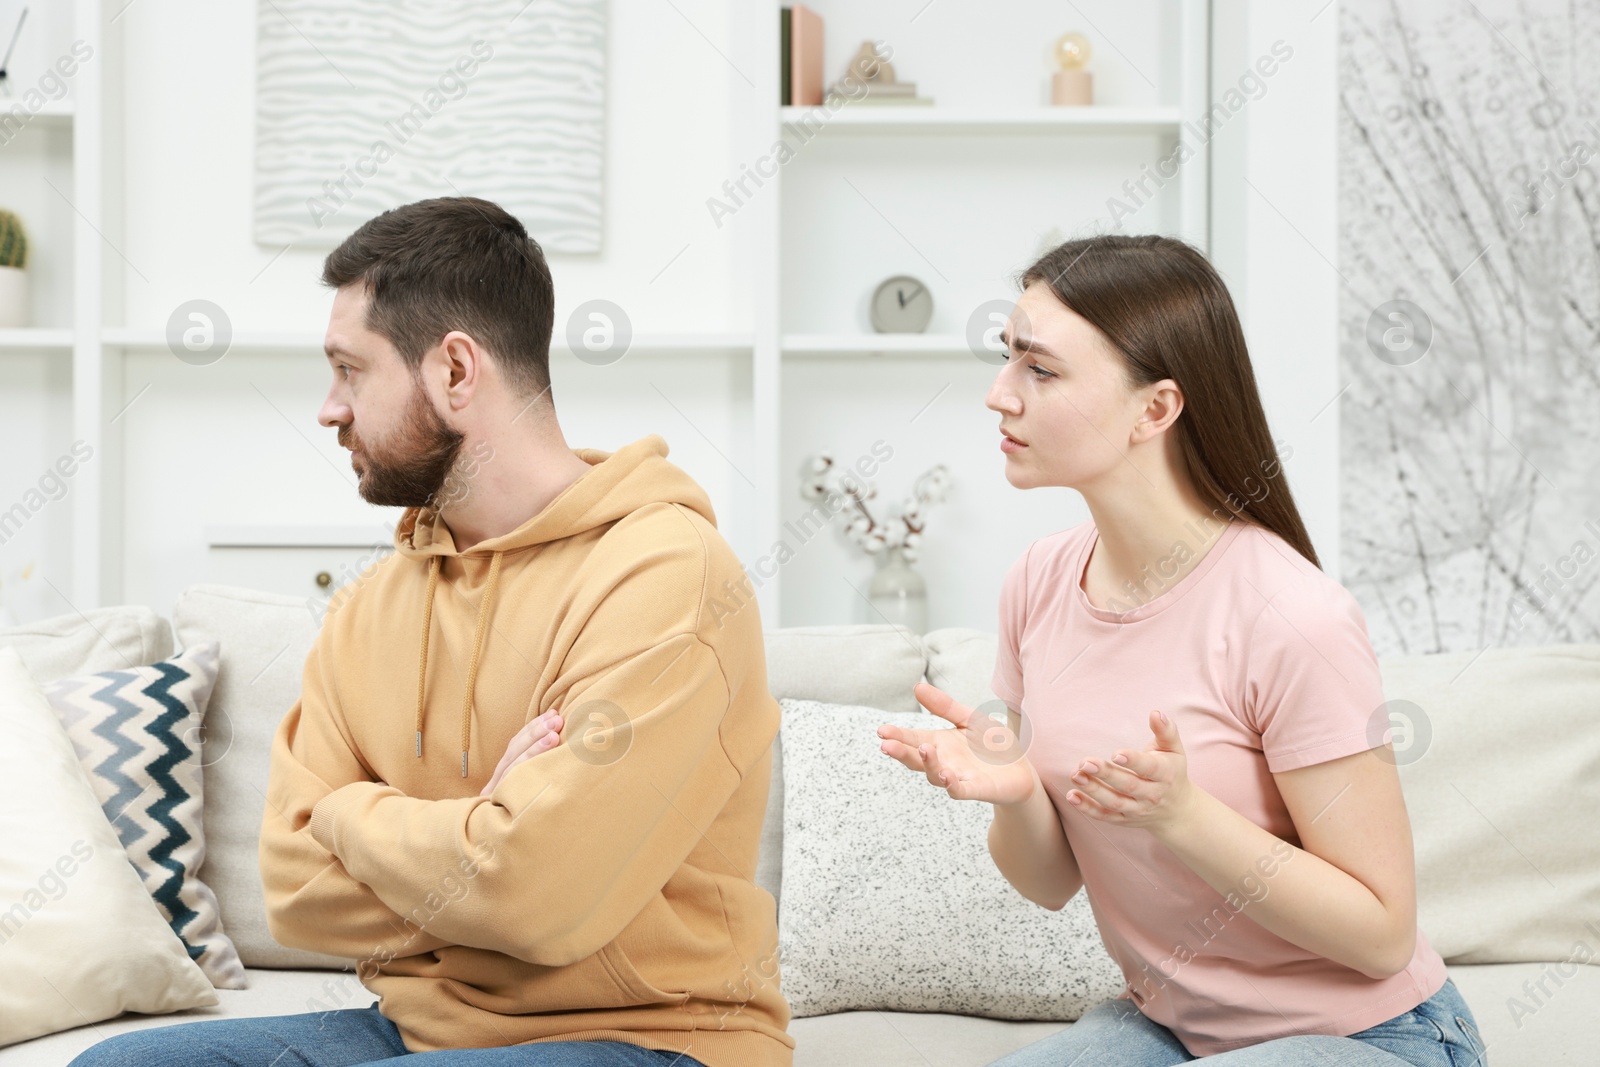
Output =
[
  {"x1": 777, "y1": 698, "x2": 1125, "y2": 1019},
  {"x1": 0, "y1": 647, "x2": 216, "y2": 1048},
  {"x1": 171, "y1": 584, "x2": 349, "y2": 970}
]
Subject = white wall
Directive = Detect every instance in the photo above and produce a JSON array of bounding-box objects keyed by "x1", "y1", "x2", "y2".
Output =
[{"x1": 1210, "y1": 0, "x2": 1342, "y2": 577}]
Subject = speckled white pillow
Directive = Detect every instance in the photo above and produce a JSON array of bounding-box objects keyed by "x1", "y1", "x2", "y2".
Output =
[{"x1": 777, "y1": 698, "x2": 1125, "y2": 1019}]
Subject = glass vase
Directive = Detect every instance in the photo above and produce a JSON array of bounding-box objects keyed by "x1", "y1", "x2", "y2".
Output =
[{"x1": 866, "y1": 545, "x2": 928, "y2": 634}]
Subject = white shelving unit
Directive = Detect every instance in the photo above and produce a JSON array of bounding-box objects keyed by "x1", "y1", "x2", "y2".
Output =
[
  {"x1": 737, "y1": 0, "x2": 1210, "y2": 626},
  {"x1": 0, "y1": 328, "x2": 75, "y2": 350},
  {"x1": 99, "y1": 328, "x2": 756, "y2": 358},
  {"x1": 780, "y1": 104, "x2": 1184, "y2": 134},
  {"x1": 782, "y1": 333, "x2": 973, "y2": 358},
  {"x1": 0, "y1": 0, "x2": 107, "y2": 613}
]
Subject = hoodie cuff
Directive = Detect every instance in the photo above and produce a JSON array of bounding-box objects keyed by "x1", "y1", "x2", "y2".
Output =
[{"x1": 310, "y1": 781, "x2": 384, "y2": 855}]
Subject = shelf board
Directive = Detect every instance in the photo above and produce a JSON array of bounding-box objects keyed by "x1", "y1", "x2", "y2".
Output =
[
  {"x1": 554, "y1": 333, "x2": 753, "y2": 357},
  {"x1": 101, "y1": 329, "x2": 754, "y2": 356},
  {"x1": 779, "y1": 105, "x2": 1182, "y2": 135},
  {"x1": 782, "y1": 333, "x2": 979, "y2": 358},
  {"x1": 32, "y1": 99, "x2": 76, "y2": 122},
  {"x1": 102, "y1": 328, "x2": 324, "y2": 351},
  {"x1": 0, "y1": 327, "x2": 75, "y2": 351},
  {"x1": 206, "y1": 523, "x2": 395, "y2": 548}
]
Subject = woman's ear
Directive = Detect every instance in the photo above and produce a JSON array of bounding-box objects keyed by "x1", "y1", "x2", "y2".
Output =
[{"x1": 1136, "y1": 379, "x2": 1185, "y2": 437}]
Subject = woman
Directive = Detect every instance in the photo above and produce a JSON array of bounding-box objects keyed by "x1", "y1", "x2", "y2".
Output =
[{"x1": 877, "y1": 235, "x2": 1486, "y2": 1066}]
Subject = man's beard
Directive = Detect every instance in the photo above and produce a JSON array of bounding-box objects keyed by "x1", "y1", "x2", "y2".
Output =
[{"x1": 339, "y1": 378, "x2": 467, "y2": 509}]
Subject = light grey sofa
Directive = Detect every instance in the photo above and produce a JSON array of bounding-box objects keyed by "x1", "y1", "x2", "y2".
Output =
[{"x1": 1, "y1": 585, "x2": 1595, "y2": 1066}]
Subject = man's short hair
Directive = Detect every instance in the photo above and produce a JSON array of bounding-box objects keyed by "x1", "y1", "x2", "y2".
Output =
[{"x1": 322, "y1": 196, "x2": 555, "y2": 402}]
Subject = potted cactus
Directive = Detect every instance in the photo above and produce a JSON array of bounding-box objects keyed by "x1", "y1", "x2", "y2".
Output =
[{"x1": 0, "y1": 209, "x2": 29, "y2": 328}]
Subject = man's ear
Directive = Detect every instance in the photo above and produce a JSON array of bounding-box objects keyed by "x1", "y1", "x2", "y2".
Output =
[{"x1": 437, "y1": 330, "x2": 482, "y2": 411}]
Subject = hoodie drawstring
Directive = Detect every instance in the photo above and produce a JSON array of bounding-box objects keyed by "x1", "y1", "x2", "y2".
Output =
[
  {"x1": 414, "y1": 549, "x2": 505, "y2": 777},
  {"x1": 415, "y1": 556, "x2": 441, "y2": 759},
  {"x1": 459, "y1": 550, "x2": 503, "y2": 776}
]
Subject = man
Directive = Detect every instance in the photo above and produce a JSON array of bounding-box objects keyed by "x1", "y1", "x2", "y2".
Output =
[{"x1": 70, "y1": 197, "x2": 791, "y2": 1067}]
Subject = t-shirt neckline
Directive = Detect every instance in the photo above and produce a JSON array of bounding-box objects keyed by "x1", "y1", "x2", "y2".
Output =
[{"x1": 1075, "y1": 517, "x2": 1244, "y2": 624}]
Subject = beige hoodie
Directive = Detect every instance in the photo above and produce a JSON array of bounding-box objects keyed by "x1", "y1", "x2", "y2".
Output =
[{"x1": 259, "y1": 435, "x2": 792, "y2": 1067}]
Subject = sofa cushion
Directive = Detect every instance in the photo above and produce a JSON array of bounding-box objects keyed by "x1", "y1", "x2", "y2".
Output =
[
  {"x1": 1447, "y1": 961, "x2": 1598, "y2": 1067},
  {"x1": 0, "y1": 967, "x2": 374, "y2": 1066},
  {"x1": 1382, "y1": 643, "x2": 1600, "y2": 964},
  {"x1": 0, "y1": 647, "x2": 217, "y2": 1048},
  {"x1": 764, "y1": 624, "x2": 927, "y2": 713},
  {"x1": 791, "y1": 1010, "x2": 1070, "y2": 1067},
  {"x1": 0, "y1": 604, "x2": 174, "y2": 683},
  {"x1": 171, "y1": 584, "x2": 347, "y2": 971},
  {"x1": 776, "y1": 697, "x2": 1124, "y2": 1020},
  {"x1": 921, "y1": 627, "x2": 1003, "y2": 710},
  {"x1": 40, "y1": 639, "x2": 247, "y2": 989},
  {"x1": 757, "y1": 625, "x2": 928, "y2": 905}
]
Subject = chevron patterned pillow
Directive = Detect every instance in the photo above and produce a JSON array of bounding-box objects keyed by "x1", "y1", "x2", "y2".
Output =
[{"x1": 40, "y1": 638, "x2": 247, "y2": 989}]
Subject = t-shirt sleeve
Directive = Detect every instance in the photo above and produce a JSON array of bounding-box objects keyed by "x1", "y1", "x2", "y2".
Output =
[
  {"x1": 1242, "y1": 575, "x2": 1388, "y2": 773},
  {"x1": 991, "y1": 545, "x2": 1032, "y2": 711}
]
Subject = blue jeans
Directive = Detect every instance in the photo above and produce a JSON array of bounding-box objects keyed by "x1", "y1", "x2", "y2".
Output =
[
  {"x1": 987, "y1": 977, "x2": 1486, "y2": 1066},
  {"x1": 67, "y1": 1002, "x2": 709, "y2": 1067}
]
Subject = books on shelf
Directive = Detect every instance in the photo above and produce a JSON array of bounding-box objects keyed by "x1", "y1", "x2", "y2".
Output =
[
  {"x1": 780, "y1": 8, "x2": 791, "y2": 106},
  {"x1": 827, "y1": 83, "x2": 935, "y2": 107},
  {"x1": 781, "y1": 5, "x2": 824, "y2": 108}
]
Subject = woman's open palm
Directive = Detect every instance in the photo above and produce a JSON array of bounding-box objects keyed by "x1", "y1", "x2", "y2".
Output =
[{"x1": 878, "y1": 682, "x2": 1037, "y2": 807}]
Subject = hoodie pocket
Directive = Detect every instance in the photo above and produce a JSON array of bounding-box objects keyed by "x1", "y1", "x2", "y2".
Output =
[{"x1": 599, "y1": 940, "x2": 690, "y2": 1007}]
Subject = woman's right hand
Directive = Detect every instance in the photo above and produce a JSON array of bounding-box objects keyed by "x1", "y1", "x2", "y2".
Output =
[{"x1": 878, "y1": 681, "x2": 1037, "y2": 807}]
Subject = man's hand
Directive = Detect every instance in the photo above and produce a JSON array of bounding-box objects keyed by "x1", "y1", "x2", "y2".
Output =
[{"x1": 480, "y1": 708, "x2": 565, "y2": 797}]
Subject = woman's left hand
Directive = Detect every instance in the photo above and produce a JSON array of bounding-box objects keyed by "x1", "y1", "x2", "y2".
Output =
[
  {"x1": 480, "y1": 707, "x2": 565, "y2": 797},
  {"x1": 1065, "y1": 709, "x2": 1196, "y2": 832}
]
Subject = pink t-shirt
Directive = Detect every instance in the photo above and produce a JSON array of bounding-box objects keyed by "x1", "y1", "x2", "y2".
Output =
[{"x1": 991, "y1": 517, "x2": 1448, "y2": 1056}]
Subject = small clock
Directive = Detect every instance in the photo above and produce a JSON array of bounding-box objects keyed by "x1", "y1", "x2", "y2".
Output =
[{"x1": 870, "y1": 275, "x2": 933, "y2": 333}]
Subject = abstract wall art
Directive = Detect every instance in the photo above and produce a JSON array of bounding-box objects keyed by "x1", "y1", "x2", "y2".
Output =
[{"x1": 254, "y1": 0, "x2": 607, "y2": 252}]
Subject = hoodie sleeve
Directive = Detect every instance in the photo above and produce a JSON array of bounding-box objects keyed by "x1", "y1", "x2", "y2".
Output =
[
  {"x1": 306, "y1": 627, "x2": 743, "y2": 968},
  {"x1": 259, "y1": 635, "x2": 455, "y2": 963}
]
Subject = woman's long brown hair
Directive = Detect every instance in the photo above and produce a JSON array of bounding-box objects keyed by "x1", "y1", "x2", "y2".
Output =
[{"x1": 1021, "y1": 234, "x2": 1321, "y2": 569}]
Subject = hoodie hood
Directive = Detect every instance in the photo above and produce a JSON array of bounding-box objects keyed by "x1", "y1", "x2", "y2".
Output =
[
  {"x1": 394, "y1": 434, "x2": 716, "y2": 560},
  {"x1": 390, "y1": 434, "x2": 716, "y2": 775}
]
